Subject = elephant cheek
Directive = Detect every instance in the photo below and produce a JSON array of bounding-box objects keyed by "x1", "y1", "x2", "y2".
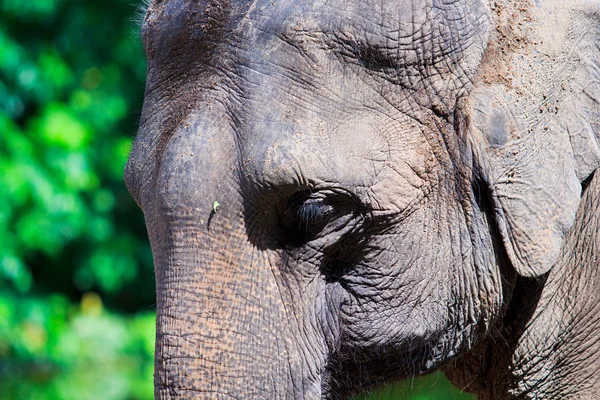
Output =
[{"x1": 151, "y1": 220, "x2": 325, "y2": 399}]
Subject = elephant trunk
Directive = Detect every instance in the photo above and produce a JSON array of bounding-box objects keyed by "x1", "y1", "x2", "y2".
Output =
[{"x1": 152, "y1": 217, "x2": 324, "y2": 399}]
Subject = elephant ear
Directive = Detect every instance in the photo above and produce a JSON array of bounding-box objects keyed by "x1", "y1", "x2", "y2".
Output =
[
  {"x1": 461, "y1": 0, "x2": 600, "y2": 277},
  {"x1": 464, "y1": 86, "x2": 580, "y2": 277}
]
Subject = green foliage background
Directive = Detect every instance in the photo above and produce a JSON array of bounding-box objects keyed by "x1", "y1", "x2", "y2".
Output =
[{"x1": 0, "y1": 1, "x2": 474, "y2": 399}]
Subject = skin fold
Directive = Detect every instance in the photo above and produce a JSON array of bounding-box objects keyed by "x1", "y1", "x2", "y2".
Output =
[{"x1": 125, "y1": 0, "x2": 600, "y2": 398}]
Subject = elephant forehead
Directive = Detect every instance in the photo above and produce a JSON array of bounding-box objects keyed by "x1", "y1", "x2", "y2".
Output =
[
  {"x1": 241, "y1": 114, "x2": 434, "y2": 210},
  {"x1": 244, "y1": 0, "x2": 433, "y2": 34},
  {"x1": 237, "y1": 0, "x2": 489, "y2": 66},
  {"x1": 245, "y1": 118, "x2": 387, "y2": 186},
  {"x1": 143, "y1": 0, "x2": 489, "y2": 61}
]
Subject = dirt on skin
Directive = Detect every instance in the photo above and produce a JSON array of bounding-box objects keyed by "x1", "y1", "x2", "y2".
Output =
[{"x1": 477, "y1": 0, "x2": 534, "y2": 87}]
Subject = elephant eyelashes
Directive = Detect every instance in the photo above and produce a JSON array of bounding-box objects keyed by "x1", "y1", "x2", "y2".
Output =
[
  {"x1": 282, "y1": 195, "x2": 333, "y2": 245},
  {"x1": 296, "y1": 199, "x2": 333, "y2": 227},
  {"x1": 280, "y1": 190, "x2": 357, "y2": 246}
]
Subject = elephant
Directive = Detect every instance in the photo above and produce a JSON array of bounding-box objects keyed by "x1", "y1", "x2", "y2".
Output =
[{"x1": 125, "y1": 0, "x2": 600, "y2": 398}]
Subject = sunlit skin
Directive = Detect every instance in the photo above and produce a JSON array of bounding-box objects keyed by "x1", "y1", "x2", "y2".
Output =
[{"x1": 127, "y1": 0, "x2": 600, "y2": 398}]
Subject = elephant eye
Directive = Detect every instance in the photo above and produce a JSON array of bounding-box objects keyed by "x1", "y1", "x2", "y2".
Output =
[
  {"x1": 296, "y1": 198, "x2": 333, "y2": 226},
  {"x1": 281, "y1": 190, "x2": 357, "y2": 246}
]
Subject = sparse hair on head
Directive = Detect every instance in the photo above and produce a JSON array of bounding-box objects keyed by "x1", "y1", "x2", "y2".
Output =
[{"x1": 133, "y1": 0, "x2": 152, "y2": 33}]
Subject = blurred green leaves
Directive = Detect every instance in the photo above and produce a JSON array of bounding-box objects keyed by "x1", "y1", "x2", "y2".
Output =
[
  {"x1": 0, "y1": 0, "x2": 153, "y2": 398},
  {"x1": 0, "y1": 0, "x2": 150, "y2": 296},
  {"x1": 356, "y1": 372, "x2": 475, "y2": 400},
  {"x1": 0, "y1": 291, "x2": 154, "y2": 400}
]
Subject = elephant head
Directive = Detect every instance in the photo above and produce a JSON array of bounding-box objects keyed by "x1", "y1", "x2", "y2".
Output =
[{"x1": 126, "y1": 0, "x2": 600, "y2": 398}]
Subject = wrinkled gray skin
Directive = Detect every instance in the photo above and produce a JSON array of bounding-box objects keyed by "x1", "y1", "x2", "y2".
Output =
[{"x1": 126, "y1": 0, "x2": 600, "y2": 398}]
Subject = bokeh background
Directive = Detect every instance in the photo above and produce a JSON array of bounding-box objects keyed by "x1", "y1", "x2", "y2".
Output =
[{"x1": 0, "y1": 1, "x2": 474, "y2": 399}]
